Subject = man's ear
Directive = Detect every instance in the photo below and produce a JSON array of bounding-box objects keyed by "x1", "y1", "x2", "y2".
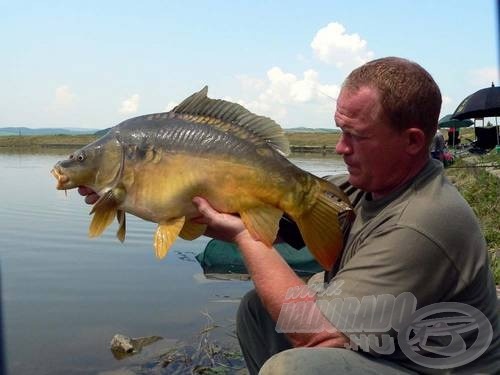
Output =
[{"x1": 405, "y1": 128, "x2": 427, "y2": 155}]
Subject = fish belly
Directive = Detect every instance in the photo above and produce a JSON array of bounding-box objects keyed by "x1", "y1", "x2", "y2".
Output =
[{"x1": 121, "y1": 153, "x2": 293, "y2": 224}]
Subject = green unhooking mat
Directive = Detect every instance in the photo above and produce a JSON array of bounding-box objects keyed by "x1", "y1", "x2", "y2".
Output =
[{"x1": 195, "y1": 239, "x2": 323, "y2": 277}]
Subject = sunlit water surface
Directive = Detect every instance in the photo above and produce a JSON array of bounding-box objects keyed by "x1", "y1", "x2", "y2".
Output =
[{"x1": 0, "y1": 150, "x2": 345, "y2": 375}]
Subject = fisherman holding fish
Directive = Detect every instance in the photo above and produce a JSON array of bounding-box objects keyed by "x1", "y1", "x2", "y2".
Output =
[
  {"x1": 57, "y1": 86, "x2": 352, "y2": 269},
  {"x1": 188, "y1": 58, "x2": 500, "y2": 374},
  {"x1": 74, "y1": 57, "x2": 499, "y2": 374}
]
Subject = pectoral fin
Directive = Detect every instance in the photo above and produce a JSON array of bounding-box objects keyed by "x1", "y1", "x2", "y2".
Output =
[
  {"x1": 240, "y1": 206, "x2": 283, "y2": 247},
  {"x1": 154, "y1": 217, "x2": 185, "y2": 259},
  {"x1": 116, "y1": 210, "x2": 126, "y2": 242},
  {"x1": 179, "y1": 221, "x2": 207, "y2": 240},
  {"x1": 88, "y1": 187, "x2": 126, "y2": 238},
  {"x1": 89, "y1": 205, "x2": 117, "y2": 238}
]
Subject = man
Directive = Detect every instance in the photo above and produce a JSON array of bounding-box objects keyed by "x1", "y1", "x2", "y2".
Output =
[
  {"x1": 430, "y1": 129, "x2": 446, "y2": 161},
  {"x1": 79, "y1": 57, "x2": 499, "y2": 373},
  {"x1": 190, "y1": 57, "x2": 500, "y2": 374},
  {"x1": 448, "y1": 127, "x2": 460, "y2": 147}
]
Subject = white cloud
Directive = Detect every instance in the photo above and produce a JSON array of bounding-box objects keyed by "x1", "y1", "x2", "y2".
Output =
[
  {"x1": 119, "y1": 94, "x2": 140, "y2": 114},
  {"x1": 257, "y1": 67, "x2": 339, "y2": 106},
  {"x1": 234, "y1": 66, "x2": 340, "y2": 127},
  {"x1": 230, "y1": 23, "x2": 376, "y2": 128},
  {"x1": 311, "y1": 22, "x2": 374, "y2": 69},
  {"x1": 237, "y1": 98, "x2": 288, "y2": 121},
  {"x1": 290, "y1": 69, "x2": 317, "y2": 102},
  {"x1": 52, "y1": 85, "x2": 75, "y2": 109},
  {"x1": 317, "y1": 83, "x2": 340, "y2": 101},
  {"x1": 263, "y1": 67, "x2": 297, "y2": 105},
  {"x1": 468, "y1": 67, "x2": 499, "y2": 87}
]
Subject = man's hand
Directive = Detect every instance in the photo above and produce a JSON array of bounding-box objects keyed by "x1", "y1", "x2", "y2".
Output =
[
  {"x1": 78, "y1": 186, "x2": 99, "y2": 204},
  {"x1": 191, "y1": 197, "x2": 252, "y2": 244}
]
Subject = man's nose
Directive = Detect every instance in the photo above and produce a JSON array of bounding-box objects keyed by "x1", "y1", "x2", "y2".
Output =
[{"x1": 335, "y1": 134, "x2": 351, "y2": 155}]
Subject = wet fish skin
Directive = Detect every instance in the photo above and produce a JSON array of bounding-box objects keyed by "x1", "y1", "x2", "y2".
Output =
[{"x1": 51, "y1": 87, "x2": 353, "y2": 270}]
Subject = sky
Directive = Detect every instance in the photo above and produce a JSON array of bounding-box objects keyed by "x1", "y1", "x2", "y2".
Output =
[{"x1": 0, "y1": 0, "x2": 498, "y2": 130}]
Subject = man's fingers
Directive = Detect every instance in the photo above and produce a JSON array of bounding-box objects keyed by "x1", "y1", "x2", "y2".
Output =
[
  {"x1": 191, "y1": 197, "x2": 249, "y2": 243},
  {"x1": 192, "y1": 197, "x2": 217, "y2": 221}
]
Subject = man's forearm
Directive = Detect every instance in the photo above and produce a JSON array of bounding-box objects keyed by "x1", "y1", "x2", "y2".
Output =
[{"x1": 235, "y1": 233, "x2": 348, "y2": 348}]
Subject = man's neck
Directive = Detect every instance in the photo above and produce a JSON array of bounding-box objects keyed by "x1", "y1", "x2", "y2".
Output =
[{"x1": 371, "y1": 156, "x2": 430, "y2": 200}]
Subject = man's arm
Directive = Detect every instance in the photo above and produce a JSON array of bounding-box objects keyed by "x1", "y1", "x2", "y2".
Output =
[{"x1": 192, "y1": 197, "x2": 348, "y2": 348}]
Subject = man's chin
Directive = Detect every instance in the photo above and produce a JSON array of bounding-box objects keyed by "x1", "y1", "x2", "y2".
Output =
[{"x1": 347, "y1": 174, "x2": 365, "y2": 190}]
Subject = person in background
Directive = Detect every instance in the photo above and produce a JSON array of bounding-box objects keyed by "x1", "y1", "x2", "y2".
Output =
[
  {"x1": 430, "y1": 129, "x2": 446, "y2": 161},
  {"x1": 447, "y1": 127, "x2": 460, "y2": 147}
]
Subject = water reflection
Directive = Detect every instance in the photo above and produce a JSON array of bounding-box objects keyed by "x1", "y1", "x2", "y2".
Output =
[{"x1": 0, "y1": 151, "x2": 346, "y2": 375}]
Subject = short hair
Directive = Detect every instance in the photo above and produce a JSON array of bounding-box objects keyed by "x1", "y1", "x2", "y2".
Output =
[{"x1": 342, "y1": 57, "x2": 442, "y2": 145}]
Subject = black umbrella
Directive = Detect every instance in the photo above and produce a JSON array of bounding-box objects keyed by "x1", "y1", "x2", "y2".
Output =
[
  {"x1": 452, "y1": 83, "x2": 500, "y2": 120},
  {"x1": 452, "y1": 83, "x2": 500, "y2": 147}
]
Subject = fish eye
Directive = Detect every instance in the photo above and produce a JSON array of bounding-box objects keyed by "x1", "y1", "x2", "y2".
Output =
[{"x1": 77, "y1": 152, "x2": 86, "y2": 162}]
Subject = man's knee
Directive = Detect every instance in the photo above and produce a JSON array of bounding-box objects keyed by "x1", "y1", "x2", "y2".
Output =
[
  {"x1": 260, "y1": 348, "x2": 415, "y2": 375},
  {"x1": 260, "y1": 348, "x2": 357, "y2": 374},
  {"x1": 259, "y1": 348, "x2": 318, "y2": 374}
]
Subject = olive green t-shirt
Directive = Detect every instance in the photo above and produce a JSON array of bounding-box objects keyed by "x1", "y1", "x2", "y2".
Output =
[{"x1": 311, "y1": 159, "x2": 499, "y2": 374}]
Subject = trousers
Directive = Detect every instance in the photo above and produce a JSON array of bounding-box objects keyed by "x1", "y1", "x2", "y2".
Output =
[{"x1": 236, "y1": 289, "x2": 417, "y2": 375}]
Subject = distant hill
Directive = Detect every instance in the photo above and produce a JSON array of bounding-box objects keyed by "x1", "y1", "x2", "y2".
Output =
[
  {"x1": 285, "y1": 127, "x2": 340, "y2": 133},
  {"x1": 0, "y1": 127, "x2": 101, "y2": 136},
  {"x1": 94, "y1": 128, "x2": 111, "y2": 137}
]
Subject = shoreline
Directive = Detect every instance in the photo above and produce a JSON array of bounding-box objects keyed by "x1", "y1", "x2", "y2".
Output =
[{"x1": 0, "y1": 133, "x2": 342, "y2": 154}]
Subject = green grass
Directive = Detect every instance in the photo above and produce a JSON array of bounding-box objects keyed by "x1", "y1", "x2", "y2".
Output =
[
  {"x1": 285, "y1": 131, "x2": 340, "y2": 147},
  {"x1": 0, "y1": 134, "x2": 97, "y2": 148},
  {"x1": 0, "y1": 133, "x2": 341, "y2": 148},
  {"x1": 445, "y1": 151, "x2": 500, "y2": 283}
]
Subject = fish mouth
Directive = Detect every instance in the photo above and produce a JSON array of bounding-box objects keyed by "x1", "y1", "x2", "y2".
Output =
[{"x1": 51, "y1": 167, "x2": 71, "y2": 190}]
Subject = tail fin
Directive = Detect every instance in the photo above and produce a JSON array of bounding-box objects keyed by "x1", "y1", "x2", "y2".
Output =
[{"x1": 296, "y1": 179, "x2": 354, "y2": 270}]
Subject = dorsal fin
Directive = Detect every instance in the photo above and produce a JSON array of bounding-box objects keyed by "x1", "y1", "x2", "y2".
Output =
[{"x1": 172, "y1": 86, "x2": 290, "y2": 155}]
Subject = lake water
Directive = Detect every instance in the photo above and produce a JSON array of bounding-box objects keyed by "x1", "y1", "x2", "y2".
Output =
[{"x1": 0, "y1": 150, "x2": 346, "y2": 375}]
